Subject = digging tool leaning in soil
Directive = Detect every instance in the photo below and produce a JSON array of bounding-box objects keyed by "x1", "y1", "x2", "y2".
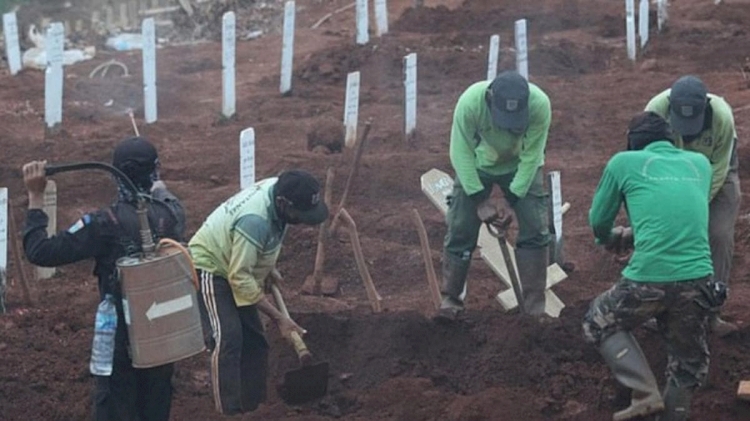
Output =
[
  {"x1": 411, "y1": 208, "x2": 441, "y2": 310},
  {"x1": 302, "y1": 167, "x2": 336, "y2": 296},
  {"x1": 329, "y1": 119, "x2": 373, "y2": 236},
  {"x1": 485, "y1": 216, "x2": 525, "y2": 314},
  {"x1": 336, "y1": 208, "x2": 383, "y2": 313},
  {"x1": 270, "y1": 282, "x2": 329, "y2": 405}
]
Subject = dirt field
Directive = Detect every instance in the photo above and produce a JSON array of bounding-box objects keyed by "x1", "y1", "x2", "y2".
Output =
[{"x1": 2, "y1": 0, "x2": 750, "y2": 420}]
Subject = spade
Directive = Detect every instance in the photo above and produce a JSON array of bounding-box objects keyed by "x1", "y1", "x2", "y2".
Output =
[{"x1": 270, "y1": 283, "x2": 329, "y2": 405}]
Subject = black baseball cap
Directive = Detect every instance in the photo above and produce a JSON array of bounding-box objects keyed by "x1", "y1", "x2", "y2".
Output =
[
  {"x1": 112, "y1": 136, "x2": 159, "y2": 172},
  {"x1": 669, "y1": 76, "x2": 708, "y2": 137},
  {"x1": 488, "y1": 71, "x2": 530, "y2": 131},
  {"x1": 275, "y1": 170, "x2": 329, "y2": 225}
]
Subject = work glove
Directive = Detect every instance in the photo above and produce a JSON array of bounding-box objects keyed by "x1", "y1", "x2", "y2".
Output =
[
  {"x1": 694, "y1": 278, "x2": 728, "y2": 311},
  {"x1": 605, "y1": 226, "x2": 633, "y2": 255}
]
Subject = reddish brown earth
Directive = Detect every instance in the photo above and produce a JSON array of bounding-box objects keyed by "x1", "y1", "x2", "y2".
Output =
[{"x1": 2, "y1": 0, "x2": 750, "y2": 420}]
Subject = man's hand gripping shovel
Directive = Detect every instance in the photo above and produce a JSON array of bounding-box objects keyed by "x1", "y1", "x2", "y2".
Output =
[
  {"x1": 269, "y1": 271, "x2": 330, "y2": 405},
  {"x1": 485, "y1": 213, "x2": 526, "y2": 314}
]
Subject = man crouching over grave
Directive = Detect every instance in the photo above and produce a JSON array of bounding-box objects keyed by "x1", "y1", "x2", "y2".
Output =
[
  {"x1": 583, "y1": 112, "x2": 725, "y2": 421},
  {"x1": 438, "y1": 70, "x2": 551, "y2": 320},
  {"x1": 189, "y1": 170, "x2": 328, "y2": 415}
]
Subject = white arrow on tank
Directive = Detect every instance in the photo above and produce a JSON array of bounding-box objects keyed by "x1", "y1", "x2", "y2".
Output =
[{"x1": 146, "y1": 294, "x2": 193, "y2": 321}]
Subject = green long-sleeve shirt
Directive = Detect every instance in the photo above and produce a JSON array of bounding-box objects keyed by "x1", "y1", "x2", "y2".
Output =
[
  {"x1": 589, "y1": 141, "x2": 714, "y2": 282},
  {"x1": 645, "y1": 89, "x2": 738, "y2": 200},
  {"x1": 449, "y1": 80, "x2": 551, "y2": 198},
  {"x1": 189, "y1": 178, "x2": 287, "y2": 307}
]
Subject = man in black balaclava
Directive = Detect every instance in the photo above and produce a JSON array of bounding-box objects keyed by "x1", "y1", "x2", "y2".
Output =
[{"x1": 22, "y1": 136, "x2": 186, "y2": 421}]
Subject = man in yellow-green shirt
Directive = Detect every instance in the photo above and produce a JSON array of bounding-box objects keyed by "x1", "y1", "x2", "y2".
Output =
[
  {"x1": 645, "y1": 75, "x2": 740, "y2": 336},
  {"x1": 439, "y1": 70, "x2": 551, "y2": 320},
  {"x1": 189, "y1": 170, "x2": 328, "y2": 415}
]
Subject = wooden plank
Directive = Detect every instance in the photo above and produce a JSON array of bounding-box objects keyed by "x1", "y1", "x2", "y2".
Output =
[
  {"x1": 738, "y1": 381, "x2": 750, "y2": 401},
  {"x1": 36, "y1": 181, "x2": 56, "y2": 279},
  {"x1": 420, "y1": 168, "x2": 567, "y2": 316}
]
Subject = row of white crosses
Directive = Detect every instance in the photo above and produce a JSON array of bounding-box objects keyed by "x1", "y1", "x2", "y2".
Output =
[{"x1": 626, "y1": 0, "x2": 670, "y2": 62}]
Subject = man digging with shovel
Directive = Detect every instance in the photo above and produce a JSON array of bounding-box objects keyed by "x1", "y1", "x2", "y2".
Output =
[
  {"x1": 188, "y1": 169, "x2": 329, "y2": 415},
  {"x1": 584, "y1": 112, "x2": 726, "y2": 421},
  {"x1": 437, "y1": 70, "x2": 552, "y2": 321}
]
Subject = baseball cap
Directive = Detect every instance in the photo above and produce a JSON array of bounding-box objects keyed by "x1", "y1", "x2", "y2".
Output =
[
  {"x1": 275, "y1": 170, "x2": 329, "y2": 225},
  {"x1": 669, "y1": 76, "x2": 708, "y2": 136},
  {"x1": 112, "y1": 136, "x2": 159, "y2": 172},
  {"x1": 488, "y1": 71, "x2": 530, "y2": 131}
]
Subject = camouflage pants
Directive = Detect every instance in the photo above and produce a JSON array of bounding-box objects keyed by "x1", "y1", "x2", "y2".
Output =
[{"x1": 583, "y1": 278, "x2": 711, "y2": 390}]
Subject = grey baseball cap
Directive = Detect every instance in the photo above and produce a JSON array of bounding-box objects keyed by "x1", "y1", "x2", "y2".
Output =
[
  {"x1": 489, "y1": 71, "x2": 530, "y2": 131},
  {"x1": 669, "y1": 76, "x2": 708, "y2": 136}
]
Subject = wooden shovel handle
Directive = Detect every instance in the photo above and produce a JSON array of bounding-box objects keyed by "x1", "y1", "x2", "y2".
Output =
[{"x1": 270, "y1": 283, "x2": 312, "y2": 363}]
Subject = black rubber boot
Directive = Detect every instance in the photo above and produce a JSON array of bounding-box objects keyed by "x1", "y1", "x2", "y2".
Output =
[
  {"x1": 656, "y1": 383, "x2": 692, "y2": 421},
  {"x1": 599, "y1": 331, "x2": 665, "y2": 421},
  {"x1": 514, "y1": 247, "x2": 548, "y2": 316},
  {"x1": 435, "y1": 251, "x2": 471, "y2": 321}
]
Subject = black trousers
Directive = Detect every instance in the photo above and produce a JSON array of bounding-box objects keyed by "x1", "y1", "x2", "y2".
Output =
[
  {"x1": 197, "y1": 270, "x2": 269, "y2": 415},
  {"x1": 92, "y1": 318, "x2": 174, "y2": 421}
]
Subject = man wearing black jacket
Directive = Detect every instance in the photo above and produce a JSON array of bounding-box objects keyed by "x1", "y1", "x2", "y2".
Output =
[{"x1": 22, "y1": 137, "x2": 186, "y2": 421}]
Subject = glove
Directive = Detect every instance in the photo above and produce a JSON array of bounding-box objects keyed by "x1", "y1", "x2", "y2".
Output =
[
  {"x1": 605, "y1": 226, "x2": 633, "y2": 254},
  {"x1": 694, "y1": 278, "x2": 728, "y2": 310}
]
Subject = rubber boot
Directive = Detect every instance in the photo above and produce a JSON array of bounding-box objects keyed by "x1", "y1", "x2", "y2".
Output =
[
  {"x1": 656, "y1": 383, "x2": 692, "y2": 421},
  {"x1": 515, "y1": 247, "x2": 548, "y2": 316},
  {"x1": 599, "y1": 331, "x2": 665, "y2": 421},
  {"x1": 436, "y1": 251, "x2": 471, "y2": 321}
]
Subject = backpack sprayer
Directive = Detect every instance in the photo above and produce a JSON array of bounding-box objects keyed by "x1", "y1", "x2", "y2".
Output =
[{"x1": 44, "y1": 162, "x2": 205, "y2": 368}]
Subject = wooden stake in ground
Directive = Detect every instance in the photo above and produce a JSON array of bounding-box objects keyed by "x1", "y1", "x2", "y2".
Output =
[
  {"x1": 302, "y1": 167, "x2": 337, "y2": 295},
  {"x1": 0, "y1": 188, "x2": 7, "y2": 313},
  {"x1": 337, "y1": 208, "x2": 382, "y2": 313},
  {"x1": 8, "y1": 200, "x2": 34, "y2": 307},
  {"x1": 738, "y1": 381, "x2": 750, "y2": 401},
  {"x1": 329, "y1": 119, "x2": 373, "y2": 235},
  {"x1": 410, "y1": 208, "x2": 441, "y2": 310},
  {"x1": 35, "y1": 181, "x2": 57, "y2": 280}
]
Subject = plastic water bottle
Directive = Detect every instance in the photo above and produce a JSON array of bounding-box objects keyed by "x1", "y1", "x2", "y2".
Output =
[{"x1": 90, "y1": 294, "x2": 117, "y2": 376}]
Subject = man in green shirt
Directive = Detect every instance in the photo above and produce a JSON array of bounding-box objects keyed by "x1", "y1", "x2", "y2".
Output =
[
  {"x1": 438, "y1": 70, "x2": 551, "y2": 320},
  {"x1": 584, "y1": 112, "x2": 725, "y2": 421},
  {"x1": 189, "y1": 170, "x2": 328, "y2": 415},
  {"x1": 645, "y1": 75, "x2": 740, "y2": 336}
]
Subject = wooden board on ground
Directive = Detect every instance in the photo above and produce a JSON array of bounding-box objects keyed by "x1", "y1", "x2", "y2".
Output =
[
  {"x1": 420, "y1": 168, "x2": 567, "y2": 317},
  {"x1": 738, "y1": 381, "x2": 750, "y2": 401}
]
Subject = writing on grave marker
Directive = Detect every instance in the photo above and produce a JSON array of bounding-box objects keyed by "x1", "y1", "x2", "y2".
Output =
[
  {"x1": 344, "y1": 71, "x2": 360, "y2": 148},
  {"x1": 142, "y1": 18, "x2": 157, "y2": 123},
  {"x1": 240, "y1": 128, "x2": 256, "y2": 190},
  {"x1": 44, "y1": 23, "x2": 64, "y2": 129},
  {"x1": 404, "y1": 53, "x2": 417, "y2": 137},
  {"x1": 280, "y1": 1, "x2": 295, "y2": 95},
  {"x1": 222, "y1": 11, "x2": 236, "y2": 118},
  {"x1": 514, "y1": 19, "x2": 528, "y2": 79}
]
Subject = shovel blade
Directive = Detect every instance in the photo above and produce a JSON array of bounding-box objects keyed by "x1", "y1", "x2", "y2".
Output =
[{"x1": 277, "y1": 361, "x2": 330, "y2": 405}]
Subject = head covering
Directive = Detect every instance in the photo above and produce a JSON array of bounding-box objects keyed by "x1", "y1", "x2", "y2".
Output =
[
  {"x1": 669, "y1": 75, "x2": 708, "y2": 137},
  {"x1": 274, "y1": 170, "x2": 329, "y2": 225},
  {"x1": 627, "y1": 111, "x2": 673, "y2": 150},
  {"x1": 488, "y1": 71, "x2": 530, "y2": 131},
  {"x1": 112, "y1": 137, "x2": 160, "y2": 200}
]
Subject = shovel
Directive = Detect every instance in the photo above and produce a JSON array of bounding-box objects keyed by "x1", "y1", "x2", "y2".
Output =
[
  {"x1": 270, "y1": 283, "x2": 329, "y2": 405},
  {"x1": 485, "y1": 215, "x2": 526, "y2": 313}
]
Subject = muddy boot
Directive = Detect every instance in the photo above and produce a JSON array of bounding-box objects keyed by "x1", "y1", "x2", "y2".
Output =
[
  {"x1": 656, "y1": 383, "x2": 692, "y2": 421},
  {"x1": 710, "y1": 314, "x2": 738, "y2": 338},
  {"x1": 435, "y1": 252, "x2": 471, "y2": 321},
  {"x1": 599, "y1": 331, "x2": 665, "y2": 421},
  {"x1": 515, "y1": 247, "x2": 548, "y2": 316}
]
